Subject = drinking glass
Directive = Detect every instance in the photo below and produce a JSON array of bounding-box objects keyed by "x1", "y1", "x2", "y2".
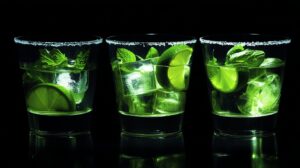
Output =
[
  {"x1": 200, "y1": 34, "x2": 291, "y2": 135},
  {"x1": 15, "y1": 36, "x2": 102, "y2": 134},
  {"x1": 106, "y1": 34, "x2": 196, "y2": 135}
]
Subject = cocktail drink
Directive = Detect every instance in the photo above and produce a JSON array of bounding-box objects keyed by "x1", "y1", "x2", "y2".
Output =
[
  {"x1": 15, "y1": 36, "x2": 102, "y2": 134},
  {"x1": 200, "y1": 35, "x2": 291, "y2": 135},
  {"x1": 106, "y1": 35, "x2": 196, "y2": 134},
  {"x1": 119, "y1": 132, "x2": 185, "y2": 168}
]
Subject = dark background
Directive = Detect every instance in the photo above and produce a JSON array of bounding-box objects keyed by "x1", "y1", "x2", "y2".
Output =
[{"x1": 0, "y1": 1, "x2": 299, "y2": 167}]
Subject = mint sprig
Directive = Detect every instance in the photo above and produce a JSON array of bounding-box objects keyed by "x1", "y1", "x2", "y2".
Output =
[
  {"x1": 208, "y1": 56, "x2": 218, "y2": 66},
  {"x1": 37, "y1": 48, "x2": 90, "y2": 70},
  {"x1": 226, "y1": 44, "x2": 245, "y2": 57},
  {"x1": 75, "y1": 50, "x2": 90, "y2": 70},
  {"x1": 225, "y1": 44, "x2": 265, "y2": 67},
  {"x1": 116, "y1": 48, "x2": 136, "y2": 63},
  {"x1": 39, "y1": 49, "x2": 68, "y2": 68},
  {"x1": 145, "y1": 47, "x2": 159, "y2": 59}
]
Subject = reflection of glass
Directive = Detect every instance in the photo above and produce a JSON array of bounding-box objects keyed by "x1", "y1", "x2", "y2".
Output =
[
  {"x1": 15, "y1": 36, "x2": 102, "y2": 134},
  {"x1": 29, "y1": 131, "x2": 94, "y2": 168},
  {"x1": 119, "y1": 132, "x2": 185, "y2": 168},
  {"x1": 106, "y1": 35, "x2": 196, "y2": 135},
  {"x1": 200, "y1": 34, "x2": 291, "y2": 135},
  {"x1": 212, "y1": 131, "x2": 279, "y2": 168}
]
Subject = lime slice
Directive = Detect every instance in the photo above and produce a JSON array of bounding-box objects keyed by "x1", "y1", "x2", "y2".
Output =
[
  {"x1": 156, "y1": 45, "x2": 193, "y2": 90},
  {"x1": 26, "y1": 83, "x2": 76, "y2": 112},
  {"x1": 207, "y1": 65, "x2": 238, "y2": 93},
  {"x1": 167, "y1": 66, "x2": 190, "y2": 90}
]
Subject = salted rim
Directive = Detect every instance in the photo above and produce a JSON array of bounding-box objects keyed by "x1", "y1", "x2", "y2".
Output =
[
  {"x1": 106, "y1": 35, "x2": 197, "y2": 46},
  {"x1": 199, "y1": 35, "x2": 291, "y2": 46},
  {"x1": 14, "y1": 36, "x2": 103, "y2": 47}
]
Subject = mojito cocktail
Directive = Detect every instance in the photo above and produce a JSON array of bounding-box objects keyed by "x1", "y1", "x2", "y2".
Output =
[
  {"x1": 200, "y1": 35, "x2": 291, "y2": 134},
  {"x1": 107, "y1": 35, "x2": 196, "y2": 134},
  {"x1": 15, "y1": 36, "x2": 102, "y2": 134}
]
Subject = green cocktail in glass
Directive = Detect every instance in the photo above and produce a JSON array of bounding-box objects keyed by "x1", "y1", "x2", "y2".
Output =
[
  {"x1": 15, "y1": 36, "x2": 102, "y2": 134},
  {"x1": 106, "y1": 35, "x2": 196, "y2": 135},
  {"x1": 200, "y1": 34, "x2": 291, "y2": 135}
]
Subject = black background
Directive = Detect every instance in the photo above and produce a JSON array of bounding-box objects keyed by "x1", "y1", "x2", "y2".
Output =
[{"x1": 0, "y1": 1, "x2": 299, "y2": 167}]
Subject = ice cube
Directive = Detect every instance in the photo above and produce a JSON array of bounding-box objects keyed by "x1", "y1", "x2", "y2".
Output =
[
  {"x1": 154, "y1": 90, "x2": 186, "y2": 114},
  {"x1": 55, "y1": 72, "x2": 75, "y2": 90},
  {"x1": 237, "y1": 73, "x2": 281, "y2": 115},
  {"x1": 124, "y1": 92, "x2": 155, "y2": 115},
  {"x1": 55, "y1": 71, "x2": 88, "y2": 103},
  {"x1": 120, "y1": 60, "x2": 157, "y2": 96}
]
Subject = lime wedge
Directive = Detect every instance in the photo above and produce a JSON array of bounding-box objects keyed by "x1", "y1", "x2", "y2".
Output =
[
  {"x1": 158, "y1": 45, "x2": 193, "y2": 65},
  {"x1": 207, "y1": 65, "x2": 238, "y2": 93},
  {"x1": 26, "y1": 83, "x2": 76, "y2": 112},
  {"x1": 167, "y1": 66, "x2": 190, "y2": 90},
  {"x1": 156, "y1": 45, "x2": 193, "y2": 90}
]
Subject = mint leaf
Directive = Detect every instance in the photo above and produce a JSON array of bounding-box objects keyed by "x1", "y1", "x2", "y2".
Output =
[
  {"x1": 226, "y1": 48, "x2": 265, "y2": 67},
  {"x1": 75, "y1": 50, "x2": 90, "y2": 70},
  {"x1": 227, "y1": 44, "x2": 245, "y2": 56},
  {"x1": 116, "y1": 48, "x2": 136, "y2": 63},
  {"x1": 39, "y1": 49, "x2": 67, "y2": 68},
  {"x1": 145, "y1": 47, "x2": 159, "y2": 59},
  {"x1": 208, "y1": 56, "x2": 218, "y2": 66},
  {"x1": 260, "y1": 58, "x2": 284, "y2": 68}
]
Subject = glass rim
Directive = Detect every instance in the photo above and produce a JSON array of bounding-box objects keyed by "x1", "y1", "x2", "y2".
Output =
[
  {"x1": 199, "y1": 34, "x2": 291, "y2": 46},
  {"x1": 105, "y1": 34, "x2": 197, "y2": 46},
  {"x1": 14, "y1": 36, "x2": 103, "y2": 47},
  {"x1": 120, "y1": 62, "x2": 191, "y2": 67}
]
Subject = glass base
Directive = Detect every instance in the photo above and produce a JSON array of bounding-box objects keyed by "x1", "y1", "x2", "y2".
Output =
[
  {"x1": 28, "y1": 112, "x2": 92, "y2": 135},
  {"x1": 29, "y1": 130, "x2": 94, "y2": 167},
  {"x1": 120, "y1": 113, "x2": 183, "y2": 136},
  {"x1": 213, "y1": 113, "x2": 278, "y2": 136},
  {"x1": 212, "y1": 130, "x2": 279, "y2": 168},
  {"x1": 120, "y1": 131, "x2": 185, "y2": 156}
]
